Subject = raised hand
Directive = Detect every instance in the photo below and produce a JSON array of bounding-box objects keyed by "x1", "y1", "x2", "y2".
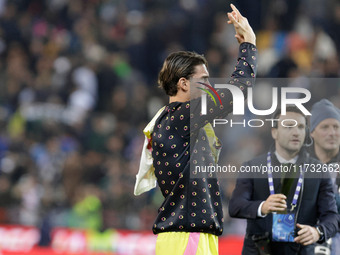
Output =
[{"x1": 227, "y1": 4, "x2": 256, "y2": 46}]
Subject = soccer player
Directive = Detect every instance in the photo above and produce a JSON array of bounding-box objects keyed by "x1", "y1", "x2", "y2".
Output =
[{"x1": 135, "y1": 4, "x2": 257, "y2": 254}]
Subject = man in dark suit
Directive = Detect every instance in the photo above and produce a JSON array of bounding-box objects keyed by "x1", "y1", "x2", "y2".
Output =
[{"x1": 229, "y1": 106, "x2": 339, "y2": 255}]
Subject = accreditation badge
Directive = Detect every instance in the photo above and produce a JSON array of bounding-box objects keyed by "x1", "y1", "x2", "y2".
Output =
[{"x1": 272, "y1": 213, "x2": 295, "y2": 242}]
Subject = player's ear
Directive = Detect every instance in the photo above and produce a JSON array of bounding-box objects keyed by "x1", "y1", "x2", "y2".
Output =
[{"x1": 178, "y1": 77, "x2": 189, "y2": 92}]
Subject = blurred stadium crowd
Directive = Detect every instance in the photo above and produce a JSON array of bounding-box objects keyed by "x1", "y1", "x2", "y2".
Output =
[{"x1": 0, "y1": 0, "x2": 340, "y2": 242}]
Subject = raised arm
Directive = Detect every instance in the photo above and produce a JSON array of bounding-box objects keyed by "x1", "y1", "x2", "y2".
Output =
[{"x1": 175, "y1": 4, "x2": 258, "y2": 137}]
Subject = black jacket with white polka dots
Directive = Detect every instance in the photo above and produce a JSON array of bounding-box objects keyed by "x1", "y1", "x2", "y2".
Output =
[{"x1": 152, "y1": 42, "x2": 258, "y2": 236}]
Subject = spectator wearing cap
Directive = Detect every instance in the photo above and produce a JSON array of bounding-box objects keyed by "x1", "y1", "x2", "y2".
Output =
[{"x1": 310, "y1": 99, "x2": 340, "y2": 255}]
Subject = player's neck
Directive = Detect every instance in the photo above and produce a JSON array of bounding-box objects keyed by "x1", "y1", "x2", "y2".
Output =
[
  {"x1": 314, "y1": 145, "x2": 339, "y2": 163},
  {"x1": 169, "y1": 92, "x2": 189, "y2": 103}
]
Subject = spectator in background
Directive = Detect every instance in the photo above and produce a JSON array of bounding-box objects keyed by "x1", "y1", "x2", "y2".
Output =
[
  {"x1": 310, "y1": 99, "x2": 340, "y2": 255},
  {"x1": 229, "y1": 106, "x2": 339, "y2": 255}
]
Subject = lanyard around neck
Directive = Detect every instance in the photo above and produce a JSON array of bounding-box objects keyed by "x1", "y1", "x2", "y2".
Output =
[{"x1": 266, "y1": 152, "x2": 304, "y2": 212}]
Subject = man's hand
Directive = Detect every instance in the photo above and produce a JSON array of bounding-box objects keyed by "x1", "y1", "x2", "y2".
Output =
[
  {"x1": 294, "y1": 223, "x2": 320, "y2": 245},
  {"x1": 261, "y1": 194, "x2": 287, "y2": 214},
  {"x1": 227, "y1": 4, "x2": 256, "y2": 45}
]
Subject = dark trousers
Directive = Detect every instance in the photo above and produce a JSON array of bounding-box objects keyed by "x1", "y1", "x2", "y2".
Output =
[{"x1": 242, "y1": 235, "x2": 315, "y2": 255}]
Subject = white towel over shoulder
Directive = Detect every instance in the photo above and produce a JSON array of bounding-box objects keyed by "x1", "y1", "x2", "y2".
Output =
[{"x1": 134, "y1": 106, "x2": 165, "y2": 196}]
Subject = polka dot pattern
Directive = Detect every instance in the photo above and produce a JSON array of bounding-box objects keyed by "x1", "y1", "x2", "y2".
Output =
[{"x1": 151, "y1": 42, "x2": 257, "y2": 236}]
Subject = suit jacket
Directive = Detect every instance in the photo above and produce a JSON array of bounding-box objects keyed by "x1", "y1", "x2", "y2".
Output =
[{"x1": 229, "y1": 149, "x2": 339, "y2": 255}]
